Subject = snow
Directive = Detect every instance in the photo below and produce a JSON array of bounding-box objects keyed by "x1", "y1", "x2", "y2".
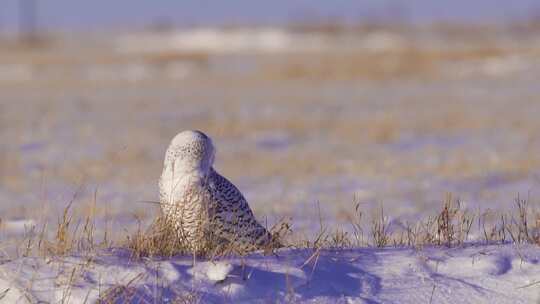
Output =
[
  {"x1": 114, "y1": 28, "x2": 411, "y2": 55},
  {"x1": 203, "y1": 262, "x2": 234, "y2": 282},
  {"x1": 116, "y1": 28, "x2": 307, "y2": 54},
  {"x1": 1, "y1": 219, "x2": 36, "y2": 235},
  {"x1": 0, "y1": 244, "x2": 538, "y2": 303}
]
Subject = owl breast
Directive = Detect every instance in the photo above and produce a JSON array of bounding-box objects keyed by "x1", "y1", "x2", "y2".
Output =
[{"x1": 159, "y1": 175, "x2": 211, "y2": 253}]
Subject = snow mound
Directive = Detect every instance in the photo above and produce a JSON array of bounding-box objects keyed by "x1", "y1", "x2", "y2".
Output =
[{"x1": 0, "y1": 245, "x2": 538, "y2": 303}]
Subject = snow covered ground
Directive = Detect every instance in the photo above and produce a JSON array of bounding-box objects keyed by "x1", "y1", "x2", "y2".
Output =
[{"x1": 0, "y1": 244, "x2": 538, "y2": 303}]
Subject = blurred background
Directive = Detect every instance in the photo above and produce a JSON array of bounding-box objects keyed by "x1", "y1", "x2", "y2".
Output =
[{"x1": 0, "y1": 1, "x2": 539, "y2": 242}]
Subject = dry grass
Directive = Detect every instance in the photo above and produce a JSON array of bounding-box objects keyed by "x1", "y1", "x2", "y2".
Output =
[
  {"x1": 1, "y1": 25, "x2": 539, "y2": 90},
  {"x1": 98, "y1": 279, "x2": 204, "y2": 304},
  {"x1": 2, "y1": 31, "x2": 540, "y2": 222},
  {"x1": 130, "y1": 193, "x2": 537, "y2": 253},
  {"x1": 1, "y1": 155, "x2": 538, "y2": 260},
  {"x1": 277, "y1": 193, "x2": 539, "y2": 251},
  {"x1": 5, "y1": 188, "x2": 112, "y2": 259}
]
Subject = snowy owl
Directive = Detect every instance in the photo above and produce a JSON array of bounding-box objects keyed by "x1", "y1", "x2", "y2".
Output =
[{"x1": 159, "y1": 130, "x2": 273, "y2": 254}]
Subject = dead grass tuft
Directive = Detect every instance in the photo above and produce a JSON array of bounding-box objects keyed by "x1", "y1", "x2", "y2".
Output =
[
  {"x1": 371, "y1": 205, "x2": 390, "y2": 248},
  {"x1": 126, "y1": 215, "x2": 191, "y2": 259},
  {"x1": 434, "y1": 194, "x2": 474, "y2": 247},
  {"x1": 42, "y1": 189, "x2": 110, "y2": 256}
]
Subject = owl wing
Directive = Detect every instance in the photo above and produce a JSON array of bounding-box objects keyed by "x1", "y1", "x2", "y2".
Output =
[{"x1": 206, "y1": 169, "x2": 272, "y2": 252}]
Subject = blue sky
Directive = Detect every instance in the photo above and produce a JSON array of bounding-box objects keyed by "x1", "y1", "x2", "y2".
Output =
[{"x1": 1, "y1": 0, "x2": 539, "y2": 31}]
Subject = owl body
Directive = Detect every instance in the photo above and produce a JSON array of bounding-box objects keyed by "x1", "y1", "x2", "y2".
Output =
[{"x1": 158, "y1": 130, "x2": 271, "y2": 254}]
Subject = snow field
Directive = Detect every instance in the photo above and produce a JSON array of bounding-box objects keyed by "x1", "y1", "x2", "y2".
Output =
[{"x1": 0, "y1": 244, "x2": 538, "y2": 303}]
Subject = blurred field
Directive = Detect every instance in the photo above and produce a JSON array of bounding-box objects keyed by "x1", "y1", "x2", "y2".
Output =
[{"x1": 0, "y1": 25, "x2": 539, "y2": 244}]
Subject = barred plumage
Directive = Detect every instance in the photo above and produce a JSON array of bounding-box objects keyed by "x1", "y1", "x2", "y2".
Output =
[{"x1": 158, "y1": 130, "x2": 272, "y2": 254}]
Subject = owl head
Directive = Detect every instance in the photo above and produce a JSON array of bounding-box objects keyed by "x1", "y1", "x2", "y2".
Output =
[{"x1": 163, "y1": 130, "x2": 215, "y2": 177}]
